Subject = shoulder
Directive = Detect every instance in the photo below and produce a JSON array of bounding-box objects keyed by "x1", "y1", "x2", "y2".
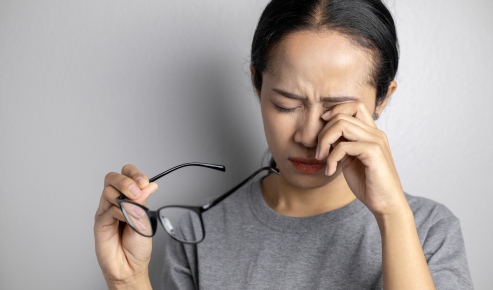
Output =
[
  {"x1": 403, "y1": 193, "x2": 474, "y2": 288},
  {"x1": 403, "y1": 191, "x2": 465, "y2": 246},
  {"x1": 403, "y1": 191, "x2": 458, "y2": 226},
  {"x1": 403, "y1": 191, "x2": 466, "y2": 252}
]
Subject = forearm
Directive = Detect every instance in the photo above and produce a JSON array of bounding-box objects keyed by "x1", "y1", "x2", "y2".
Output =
[
  {"x1": 106, "y1": 273, "x2": 153, "y2": 290},
  {"x1": 375, "y1": 203, "x2": 435, "y2": 290}
]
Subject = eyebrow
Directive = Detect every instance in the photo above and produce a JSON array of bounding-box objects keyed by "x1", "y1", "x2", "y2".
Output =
[{"x1": 271, "y1": 88, "x2": 359, "y2": 103}]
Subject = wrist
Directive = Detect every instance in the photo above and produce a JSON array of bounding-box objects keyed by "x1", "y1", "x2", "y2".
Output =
[
  {"x1": 372, "y1": 191, "x2": 411, "y2": 220},
  {"x1": 106, "y1": 273, "x2": 152, "y2": 290},
  {"x1": 373, "y1": 203, "x2": 415, "y2": 235}
]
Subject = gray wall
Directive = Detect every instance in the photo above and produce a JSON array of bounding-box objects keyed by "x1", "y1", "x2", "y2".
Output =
[{"x1": 0, "y1": 0, "x2": 491, "y2": 289}]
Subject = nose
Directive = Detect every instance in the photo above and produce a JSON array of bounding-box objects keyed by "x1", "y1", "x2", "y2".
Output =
[{"x1": 293, "y1": 107, "x2": 326, "y2": 149}]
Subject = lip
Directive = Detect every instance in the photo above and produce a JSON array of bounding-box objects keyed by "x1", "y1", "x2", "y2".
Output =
[
  {"x1": 289, "y1": 157, "x2": 326, "y2": 174},
  {"x1": 289, "y1": 157, "x2": 326, "y2": 164}
]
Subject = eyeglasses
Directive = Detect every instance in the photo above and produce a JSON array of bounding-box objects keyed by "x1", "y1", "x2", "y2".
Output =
[{"x1": 116, "y1": 162, "x2": 279, "y2": 244}]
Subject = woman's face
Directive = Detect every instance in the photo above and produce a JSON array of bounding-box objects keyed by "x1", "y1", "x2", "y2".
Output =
[{"x1": 253, "y1": 30, "x2": 391, "y2": 189}]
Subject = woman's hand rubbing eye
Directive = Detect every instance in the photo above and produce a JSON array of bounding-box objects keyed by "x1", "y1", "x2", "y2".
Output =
[{"x1": 316, "y1": 101, "x2": 406, "y2": 217}]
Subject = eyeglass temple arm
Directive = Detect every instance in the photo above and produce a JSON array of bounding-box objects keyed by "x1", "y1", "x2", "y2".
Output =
[
  {"x1": 149, "y1": 162, "x2": 226, "y2": 182},
  {"x1": 117, "y1": 162, "x2": 226, "y2": 200},
  {"x1": 202, "y1": 166, "x2": 280, "y2": 211}
]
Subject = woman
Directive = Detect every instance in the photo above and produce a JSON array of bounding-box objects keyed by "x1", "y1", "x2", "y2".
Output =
[{"x1": 94, "y1": 0, "x2": 473, "y2": 289}]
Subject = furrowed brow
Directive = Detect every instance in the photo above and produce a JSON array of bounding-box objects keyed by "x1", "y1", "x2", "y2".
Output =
[{"x1": 271, "y1": 88, "x2": 359, "y2": 102}]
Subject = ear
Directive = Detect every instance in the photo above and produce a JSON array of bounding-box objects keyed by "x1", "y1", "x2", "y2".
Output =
[
  {"x1": 375, "y1": 80, "x2": 397, "y2": 115},
  {"x1": 250, "y1": 63, "x2": 261, "y2": 99}
]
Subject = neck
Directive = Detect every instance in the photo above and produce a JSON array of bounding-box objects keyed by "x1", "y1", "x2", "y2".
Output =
[{"x1": 261, "y1": 171, "x2": 357, "y2": 217}]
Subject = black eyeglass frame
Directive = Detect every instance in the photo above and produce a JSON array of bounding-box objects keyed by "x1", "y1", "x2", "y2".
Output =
[{"x1": 116, "y1": 162, "x2": 280, "y2": 244}]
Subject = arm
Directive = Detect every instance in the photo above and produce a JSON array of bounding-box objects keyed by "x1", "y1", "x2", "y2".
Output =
[
  {"x1": 94, "y1": 164, "x2": 158, "y2": 290},
  {"x1": 375, "y1": 202, "x2": 435, "y2": 290},
  {"x1": 316, "y1": 103, "x2": 436, "y2": 288},
  {"x1": 315, "y1": 102, "x2": 472, "y2": 288}
]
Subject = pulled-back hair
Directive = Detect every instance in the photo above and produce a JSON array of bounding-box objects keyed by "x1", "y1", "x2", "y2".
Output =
[{"x1": 251, "y1": 0, "x2": 399, "y2": 168}]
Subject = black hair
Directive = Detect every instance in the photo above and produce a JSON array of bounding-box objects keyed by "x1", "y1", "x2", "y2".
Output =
[{"x1": 250, "y1": 0, "x2": 399, "y2": 169}]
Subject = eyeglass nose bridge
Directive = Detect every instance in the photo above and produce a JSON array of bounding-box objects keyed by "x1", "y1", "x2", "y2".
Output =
[{"x1": 154, "y1": 206, "x2": 206, "y2": 244}]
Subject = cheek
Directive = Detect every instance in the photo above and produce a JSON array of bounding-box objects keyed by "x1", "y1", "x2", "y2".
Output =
[{"x1": 261, "y1": 103, "x2": 297, "y2": 157}]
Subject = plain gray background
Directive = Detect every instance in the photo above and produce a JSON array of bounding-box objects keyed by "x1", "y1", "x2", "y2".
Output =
[{"x1": 0, "y1": 0, "x2": 491, "y2": 289}]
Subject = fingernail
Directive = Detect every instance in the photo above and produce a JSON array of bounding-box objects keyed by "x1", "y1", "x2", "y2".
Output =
[
  {"x1": 315, "y1": 144, "x2": 320, "y2": 159},
  {"x1": 129, "y1": 184, "x2": 142, "y2": 198},
  {"x1": 136, "y1": 177, "x2": 146, "y2": 186},
  {"x1": 321, "y1": 110, "x2": 331, "y2": 119},
  {"x1": 132, "y1": 205, "x2": 145, "y2": 217}
]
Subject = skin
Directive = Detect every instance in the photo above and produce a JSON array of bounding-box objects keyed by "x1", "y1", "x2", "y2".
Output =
[
  {"x1": 94, "y1": 29, "x2": 435, "y2": 289},
  {"x1": 94, "y1": 165, "x2": 156, "y2": 290},
  {"x1": 251, "y1": 29, "x2": 436, "y2": 289}
]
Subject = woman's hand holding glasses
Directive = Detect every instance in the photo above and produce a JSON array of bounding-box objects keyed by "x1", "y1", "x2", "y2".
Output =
[
  {"x1": 94, "y1": 164, "x2": 158, "y2": 290},
  {"x1": 94, "y1": 161, "x2": 277, "y2": 289}
]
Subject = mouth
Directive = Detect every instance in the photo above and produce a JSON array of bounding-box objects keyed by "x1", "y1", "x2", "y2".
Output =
[{"x1": 289, "y1": 157, "x2": 326, "y2": 174}]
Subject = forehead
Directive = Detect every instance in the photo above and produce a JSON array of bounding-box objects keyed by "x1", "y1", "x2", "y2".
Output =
[{"x1": 266, "y1": 30, "x2": 374, "y2": 96}]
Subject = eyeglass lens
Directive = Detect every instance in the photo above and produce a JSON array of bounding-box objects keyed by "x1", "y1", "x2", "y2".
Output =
[
  {"x1": 120, "y1": 202, "x2": 153, "y2": 236},
  {"x1": 158, "y1": 207, "x2": 204, "y2": 243}
]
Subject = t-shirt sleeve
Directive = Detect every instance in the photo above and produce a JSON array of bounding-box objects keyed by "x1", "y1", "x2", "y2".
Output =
[
  {"x1": 421, "y1": 205, "x2": 474, "y2": 289},
  {"x1": 161, "y1": 234, "x2": 198, "y2": 290}
]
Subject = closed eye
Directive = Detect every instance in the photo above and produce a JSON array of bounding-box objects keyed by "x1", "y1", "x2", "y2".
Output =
[
  {"x1": 274, "y1": 104, "x2": 296, "y2": 114},
  {"x1": 274, "y1": 103, "x2": 335, "y2": 115}
]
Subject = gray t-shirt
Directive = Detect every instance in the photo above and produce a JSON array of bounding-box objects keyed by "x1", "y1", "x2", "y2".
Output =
[{"x1": 161, "y1": 174, "x2": 473, "y2": 289}]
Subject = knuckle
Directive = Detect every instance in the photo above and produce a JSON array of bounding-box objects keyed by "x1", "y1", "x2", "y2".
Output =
[
  {"x1": 110, "y1": 205, "x2": 122, "y2": 219},
  {"x1": 319, "y1": 132, "x2": 330, "y2": 145},
  {"x1": 358, "y1": 101, "x2": 368, "y2": 111},
  {"x1": 335, "y1": 118, "x2": 346, "y2": 127},
  {"x1": 378, "y1": 139, "x2": 385, "y2": 150},
  {"x1": 121, "y1": 178, "x2": 135, "y2": 191},
  {"x1": 379, "y1": 130, "x2": 388, "y2": 140},
  {"x1": 339, "y1": 141, "x2": 348, "y2": 148},
  {"x1": 377, "y1": 131, "x2": 388, "y2": 146},
  {"x1": 328, "y1": 143, "x2": 341, "y2": 159},
  {"x1": 104, "y1": 171, "x2": 116, "y2": 182},
  {"x1": 110, "y1": 205, "x2": 119, "y2": 213},
  {"x1": 131, "y1": 172, "x2": 144, "y2": 180},
  {"x1": 333, "y1": 113, "x2": 342, "y2": 120},
  {"x1": 121, "y1": 164, "x2": 134, "y2": 175},
  {"x1": 102, "y1": 185, "x2": 114, "y2": 198},
  {"x1": 334, "y1": 114, "x2": 346, "y2": 123},
  {"x1": 371, "y1": 143, "x2": 381, "y2": 154},
  {"x1": 332, "y1": 142, "x2": 345, "y2": 153}
]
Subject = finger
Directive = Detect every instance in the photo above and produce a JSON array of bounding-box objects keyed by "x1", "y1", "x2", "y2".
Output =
[
  {"x1": 104, "y1": 171, "x2": 144, "y2": 200},
  {"x1": 326, "y1": 141, "x2": 381, "y2": 176},
  {"x1": 317, "y1": 118, "x2": 381, "y2": 161},
  {"x1": 118, "y1": 201, "x2": 148, "y2": 220},
  {"x1": 321, "y1": 101, "x2": 376, "y2": 128},
  {"x1": 119, "y1": 203, "x2": 151, "y2": 233},
  {"x1": 103, "y1": 164, "x2": 149, "y2": 196},
  {"x1": 320, "y1": 112, "x2": 392, "y2": 162},
  {"x1": 322, "y1": 111, "x2": 377, "y2": 134},
  {"x1": 96, "y1": 182, "x2": 158, "y2": 219},
  {"x1": 94, "y1": 205, "x2": 127, "y2": 231},
  {"x1": 95, "y1": 185, "x2": 121, "y2": 219},
  {"x1": 126, "y1": 204, "x2": 147, "y2": 220},
  {"x1": 121, "y1": 164, "x2": 150, "y2": 189}
]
